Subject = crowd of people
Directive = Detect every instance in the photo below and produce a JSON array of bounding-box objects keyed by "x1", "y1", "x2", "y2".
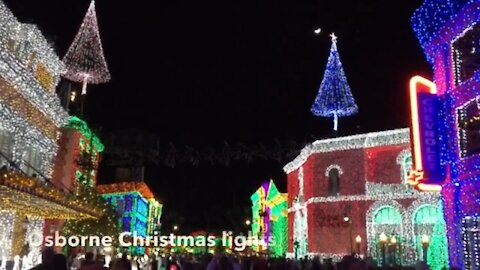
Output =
[{"x1": 28, "y1": 248, "x2": 439, "y2": 270}]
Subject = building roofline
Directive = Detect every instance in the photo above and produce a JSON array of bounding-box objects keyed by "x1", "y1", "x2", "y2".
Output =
[{"x1": 283, "y1": 128, "x2": 410, "y2": 174}]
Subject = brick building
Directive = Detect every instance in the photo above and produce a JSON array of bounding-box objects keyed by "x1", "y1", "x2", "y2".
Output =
[{"x1": 284, "y1": 129, "x2": 441, "y2": 265}]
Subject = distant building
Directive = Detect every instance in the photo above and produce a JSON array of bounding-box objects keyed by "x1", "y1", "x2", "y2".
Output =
[
  {"x1": 250, "y1": 180, "x2": 288, "y2": 257},
  {"x1": 52, "y1": 116, "x2": 104, "y2": 190},
  {"x1": 284, "y1": 129, "x2": 443, "y2": 264},
  {"x1": 97, "y1": 181, "x2": 163, "y2": 255}
]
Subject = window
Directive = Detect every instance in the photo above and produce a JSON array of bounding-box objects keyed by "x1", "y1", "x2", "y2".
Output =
[
  {"x1": 462, "y1": 216, "x2": 480, "y2": 270},
  {"x1": 397, "y1": 150, "x2": 413, "y2": 183},
  {"x1": 452, "y1": 23, "x2": 480, "y2": 85},
  {"x1": 457, "y1": 98, "x2": 480, "y2": 158},
  {"x1": 328, "y1": 168, "x2": 340, "y2": 196},
  {"x1": 22, "y1": 148, "x2": 42, "y2": 176},
  {"x1": 0, "y1": 130, "x2": 13, "y2": 167},
  {"x1": 373, "y1": 206, "x2": 402, "y2": 225}
]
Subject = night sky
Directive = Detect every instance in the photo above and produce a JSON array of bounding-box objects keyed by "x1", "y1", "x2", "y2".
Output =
[{"x1": 5, "y1": 0, "x2": 431, "y2": 232}]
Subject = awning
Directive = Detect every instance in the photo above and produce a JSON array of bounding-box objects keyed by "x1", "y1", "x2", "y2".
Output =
[{"x1": 0, "y1": 170, "x2": 103, "y2": 219}]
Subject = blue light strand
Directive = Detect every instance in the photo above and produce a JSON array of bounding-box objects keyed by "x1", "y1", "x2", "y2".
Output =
[
  {"x1": 412, "y1": 1, "x2": 480, "y2": 268},
  {"x1": 310, "y1": 38, "x2": 358, "y2": 131},
  {"x1": 411, "y1": 0, "x2": 480, "y2": 63}
]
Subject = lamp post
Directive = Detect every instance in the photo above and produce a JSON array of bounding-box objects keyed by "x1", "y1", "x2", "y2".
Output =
[
  {"x1": 344, "y1": 215, "x2": 353, "y2": 254},
  {"x1": 379, "y1": 233, "x2": 387, "y2": 266},
  {"x1": 421, "y1": 234, "x2": 429, "y2": 262},
  {"x1": 391, "y1": 236, "x2": 397, "y2": 265},
  {"x1": 294, "y1": 240, "x2": 299, "y2": 260},
  {"x1": 355, "y1": 235, "x2": 361, "y2": 255}
]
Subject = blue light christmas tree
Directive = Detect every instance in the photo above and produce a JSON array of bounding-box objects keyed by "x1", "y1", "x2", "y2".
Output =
[{"x1": 311, "y1": 33, "x2": 358, "y2": 131}]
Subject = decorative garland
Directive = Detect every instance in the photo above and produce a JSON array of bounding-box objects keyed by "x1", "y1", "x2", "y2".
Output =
[
  {"x1": 284, "y1": 129, "x2": 410, "y2": 174},
  {"x1": 0, "y1": 170, "x2": 103, "y2": 219}
]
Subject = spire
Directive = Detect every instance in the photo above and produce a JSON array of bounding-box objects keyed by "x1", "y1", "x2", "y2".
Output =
[
  {"x1": 311, "y1": 33, "x2": 358, "y2": 131},
  {"x1": 63, "y1": 0, "x2": 110, "y2": 95}
]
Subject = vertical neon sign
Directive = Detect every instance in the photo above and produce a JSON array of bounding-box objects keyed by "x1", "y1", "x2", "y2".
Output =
[{"x1": 407, "y1": 75, "x2": 444, "y2": 192}]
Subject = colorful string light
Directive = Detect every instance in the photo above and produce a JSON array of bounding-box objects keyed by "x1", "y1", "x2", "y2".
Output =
[
  {"x1": 411, "y1": 0, "x2": 480, "y2": 268},
  {"x1": 285, "y1": 129, "x2": 442, "y2": 264},
  {"x1": 97, "y1": 182, "x2": 162, "y2": 255},
  {"x1": 250, "y1": 180, "x2": 287, "y2": 257}
]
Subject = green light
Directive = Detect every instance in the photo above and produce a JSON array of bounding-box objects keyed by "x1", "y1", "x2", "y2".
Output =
[
  {"x1": 66, "y1": 116, "x2": 104, "y2": 152},
  {"x1": 427, "y1": 202, "x2": 449, "y2": 270},
  {"x1": 250, "y1": 180, "x2": 288, "y2": 257}
]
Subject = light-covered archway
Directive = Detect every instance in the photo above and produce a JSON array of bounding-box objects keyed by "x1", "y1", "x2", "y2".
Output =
[{"x1": 366, "y1": 201, "x2": 405, "y2": 265}]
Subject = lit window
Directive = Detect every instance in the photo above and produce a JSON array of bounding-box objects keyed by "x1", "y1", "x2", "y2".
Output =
[
  {"x1": 328, "y1": 168, "x2": 340, "y2": 196},
  {"x1": 452, "y1": 23, "x2": 480, "y2": 85},
  {"x1": 457, "y1": 98, "x2": 480, "y2": 158},
  {"x1": 397, "y1": 150, "x2": 413, "y2": 183},
  {"x1": 0, "y1": 130, "x2": 13, "y2": 167},
  {"x1": 22, "y1": 148, "x2": 42, "y2": 176}
]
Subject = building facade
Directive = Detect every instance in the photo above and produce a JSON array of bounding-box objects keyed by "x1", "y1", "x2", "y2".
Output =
[
  {"x1": 0, "y1": 1, "x2": 102, "y2": 268},
  {"x1": 97, "y1": 182, "x2": 163, "y2": 254},
  {"x1": 284, "y1": 129, "x2": 443, "y2": 265},
  {"x1": 250, "y1": 180, "x2": 288, "y2": 257},
  {"x1": 411, "y1": 1, "x2": 480, "y2": 268},
  {"x1": 52, "y1": 116, "x2": 104, "y2": 190}
]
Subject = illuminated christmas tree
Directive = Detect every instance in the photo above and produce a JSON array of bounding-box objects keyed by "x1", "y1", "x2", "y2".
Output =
[
  {"x1": 427, "y1": 202, "x2": 449, "y2": 270},
  {"x1": 63, "y1": 185, "x2": 121, "y2": 238},
  {"x1": 311, "y1": 33, "x2": 358, "y2": 131},
  {"x1": 63, "y1": 0, "x2": 110, "y2": 95}
]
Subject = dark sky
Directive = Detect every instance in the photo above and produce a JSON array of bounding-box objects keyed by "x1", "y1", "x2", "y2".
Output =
[{"x1": 5, "y1": 0, "x2": 431, "y2": 232}]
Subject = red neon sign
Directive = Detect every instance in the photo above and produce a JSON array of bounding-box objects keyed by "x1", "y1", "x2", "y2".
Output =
[{"x1": 407, "y1": 76, "x2": 442, "y2": 192}]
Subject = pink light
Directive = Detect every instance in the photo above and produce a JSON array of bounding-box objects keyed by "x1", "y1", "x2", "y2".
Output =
[{"x1": 63, "y1": 0, "x2": 110, "y2": 94}]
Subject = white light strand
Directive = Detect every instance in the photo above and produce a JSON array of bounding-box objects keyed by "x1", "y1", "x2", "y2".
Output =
[
  {"x1": 324, "y1": 164, "x2": 344, "y2": 176},
  {"x1": 22, "y1": 218, "x2": 43, "y2": 269},
  {"x1": 0, "y1": 1, "x2": 67, "y2": 127},
  {"x1": 0, "y1": 103, "x2": 58, "y2": 177},
  {"x1": 287, "y1": 185, "x2": 438, "y2": 213},
  {"x1": 0, "y1": 211, "x2": 15, "y2": 260},
  {"x1": 283, "y1": 129, "x2": 410, "y2": 173}
]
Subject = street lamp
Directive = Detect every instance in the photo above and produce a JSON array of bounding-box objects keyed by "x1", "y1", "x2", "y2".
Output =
[
  {"x1": 245, "y1": 220, "x2": 251, "y2": 226},
  {"x1": 293, "y1": 240, "x2": 299, "y2": 260},
  {"x1": 391, "y1": 236, "x2": 397, "y2": 265},
  {"x1": 379, "y1": 233, "x2": 387, "y2": 266},
  {"x1": 173, "y1": 225, "x2": 178, "y2": 231},
  {"x1": 344, "y1": 214, "x2": 353, "y2": 254},
  {"x1": 421, "y1": 234, "x2": 429, "y2": 262},
  {"x1": 355, "y1": 235, "x2": 362, "y2": 255}
]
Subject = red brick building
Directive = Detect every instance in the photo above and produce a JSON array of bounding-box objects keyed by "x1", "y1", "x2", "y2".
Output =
[{"x1": 284, "y1": 129, "x2": 441, "y2": 265}]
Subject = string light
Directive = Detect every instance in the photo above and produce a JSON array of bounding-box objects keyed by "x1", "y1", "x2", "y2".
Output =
[
  {"x1": 0, "y1": 212, "x2": 15, "y2": 260},
  {"x1": 66, "y1": 116, "x2": 104, "y2": 152},
  {"x1": 63, "y1": 0, "x2": 111, "y2": 95},
  {"x1": 427, "y1": 201, "x2": 450, "y2": 270},
  {"x1": 97, "y1": 182, "x2": 162, "y2": 255},
  {"x1": 411, "y1": 0, "x2": 478, "y2": 64},
  {"x1": 250, "y1": 180, "x2": 287, "y2": 257},
  {"x1": 411, "y1": 1, "x2": 480, "y2": 268},
  {"x1": 286, "y1": 128, "x2": 442, "y2": 264},
  {"x1": 283, "y1": 129, "x2": 410, "y2": 174},
  {"x1": 62, "y1": 186, "x2": 121, "y2": 242},
  {"x1": 311, "y1": 33, "x2": 358, "y2": 131},
  {"x1": 0, "y1": 170, "x2": 103, "y2": 219},
  {"x1": 0, "y1": 1, "x2": 67, "y2": 125}
]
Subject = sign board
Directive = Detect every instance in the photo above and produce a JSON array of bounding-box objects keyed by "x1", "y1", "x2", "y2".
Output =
[{"x1": 407, "y1": 76, "x2": 445, "y2": 191}]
